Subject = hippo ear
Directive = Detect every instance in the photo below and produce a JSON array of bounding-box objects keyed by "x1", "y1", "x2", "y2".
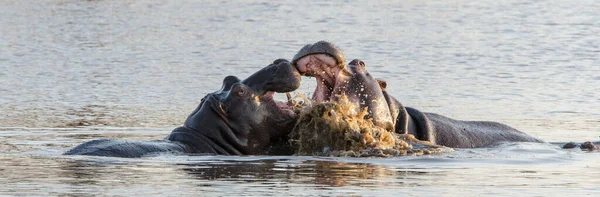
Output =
[
  {"x1": 221, "y1": 76, "x2": 241, "y2": 91},
  {"x1": 376, "y1": 79, "x2": 387, "y2": 90}
]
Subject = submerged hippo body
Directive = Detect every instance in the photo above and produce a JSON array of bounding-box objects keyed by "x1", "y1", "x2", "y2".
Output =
[
  {"x1": 292, "y1": 41, "x2": 542, "y2": 148},
  {"x1": 403, "y1": 107, "x2": 543, "y2": 148},
  {"x1": 65, "y1": 59, "x2": 302, "y2": 157}
]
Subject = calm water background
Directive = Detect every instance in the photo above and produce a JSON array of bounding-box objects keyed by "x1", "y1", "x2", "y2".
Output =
[{"x1": 1, "y1": 0, "x2": 599, "y2": 196}]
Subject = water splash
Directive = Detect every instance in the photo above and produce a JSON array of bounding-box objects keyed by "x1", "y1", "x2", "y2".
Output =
[{"x1": 288, "y1": 95, "x2": 450, "y2": 157}]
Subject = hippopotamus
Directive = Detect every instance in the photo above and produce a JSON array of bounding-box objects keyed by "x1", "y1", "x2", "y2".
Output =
[
  {"x1": 64, "y1": 59, "x2": 302, "y2": 157},
  {"x1": 291, "y1": 41, "x2": 543, "y2": 148},
  {"x1": 292, "y1": 43, "x2": 395, "y2": 131}
]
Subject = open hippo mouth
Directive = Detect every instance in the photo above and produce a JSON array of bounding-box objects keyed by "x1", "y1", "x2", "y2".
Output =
[
  {"x1": 239, "y1": 58, "x2": 303, "y2": 129},
  {"x1": 291, "y1": 41, "x2": 348, "y2": 103},
  {"x1": 260, "y1": 91, "x2": 297, "y2": 119}
]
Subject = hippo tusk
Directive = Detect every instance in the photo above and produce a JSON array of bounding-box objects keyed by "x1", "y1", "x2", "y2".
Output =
[{"x1": 286, "y1": 92, "x2": 293, "y2": 105}]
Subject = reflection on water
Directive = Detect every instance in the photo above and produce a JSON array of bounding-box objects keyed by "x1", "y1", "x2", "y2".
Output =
[
  {"x1": 2, "y1": 146, "x2": 600, "y2": 196},
  {"x1": 1, "y1": 0, "x2": 600, "y2": 196},
  {"x1": 181, "y1": 160, "x2": 400, "y2": 187},
  {"x1": 1, "y1": 127, "x2": 600, "y2": 196}
]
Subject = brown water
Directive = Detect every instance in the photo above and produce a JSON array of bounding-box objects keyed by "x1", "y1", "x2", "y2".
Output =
[{"x1": 1, "y1": 0, "x2": 599, "y2": 196}]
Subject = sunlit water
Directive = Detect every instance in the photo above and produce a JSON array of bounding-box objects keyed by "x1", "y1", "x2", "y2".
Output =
[{"x1": 1, "y1": 0, "x2": 599, "y2": 196}]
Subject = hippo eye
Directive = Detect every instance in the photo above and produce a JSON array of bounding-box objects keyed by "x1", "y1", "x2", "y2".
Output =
[{"x1": 237, "y1": 89, "x2": 247, "y2": 97}]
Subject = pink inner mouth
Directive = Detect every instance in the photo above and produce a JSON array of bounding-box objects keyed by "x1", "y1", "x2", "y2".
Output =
[
  {"x1": 295, "y1": 54, "x2": 344, "y2": 103},
  {"x1": 261, "y1": 91, "x2": 297, "y2": 118},
  {"x1": 276, "y1": 101, "x2": 296, "y2": 116}
]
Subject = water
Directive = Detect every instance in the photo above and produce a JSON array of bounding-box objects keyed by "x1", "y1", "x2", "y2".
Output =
[{"x1": 1, "y1": 0, "x2": 599, "y2": 196}]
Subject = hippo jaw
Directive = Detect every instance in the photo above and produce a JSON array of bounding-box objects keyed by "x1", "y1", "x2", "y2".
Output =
[
  {"x1": 243, "y1": 59, "x2": 302, "y2": 94},
  {"x1": 260, "y1": 91, "x2": 297, "y2": 121},
  {"x1": 291, "y1": 41, "x2": 352, "y2": 103},
  {"x1": 219, "y1": 82, "x2": 298, "y2": 138},
  {"x1": 257, "y1": 91, "x2": 298, "y2": 136},
  {"x1": 211, "y1": 86, "x2": 298, "y2": 154},
  {"x1": 183, "y1": 59, "x2": 302, "y2": 155},
  {"x1": 292, "y1": 41, "x2": 396, "y2": 131},
  {"x1": 242, "y1": 59, "x2": 302, "y2": 139}
]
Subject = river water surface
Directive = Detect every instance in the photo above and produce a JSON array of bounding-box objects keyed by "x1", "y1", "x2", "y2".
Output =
[{"x1": 1, "y1": 0, "x2": 599, "y2": 196}]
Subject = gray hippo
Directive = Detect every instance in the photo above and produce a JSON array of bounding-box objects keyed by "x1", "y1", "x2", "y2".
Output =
[
  {"x1": 64, "y1": 59, "x2": 301, "y2": 157},
  {"x1": 291, "y1": 41, "x2": 543, "y2": 148}
]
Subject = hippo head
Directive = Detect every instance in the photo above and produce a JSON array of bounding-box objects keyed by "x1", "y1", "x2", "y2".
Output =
[
  {"x1": 291, "y1": 41, "x2": 348, "y2": 102},
  {"x1": 291, "y1": 41, "x2": 394, "y2": 130},
  {"x1": 183, "y1": 59, "x2": 302, "y2": 155}
]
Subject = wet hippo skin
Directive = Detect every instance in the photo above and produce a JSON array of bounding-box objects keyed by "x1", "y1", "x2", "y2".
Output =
[
  {"x1": 65, "y1": 59, "x2": 302, "y2": 157},
  {"x1": 292, "y1": 41, "x2": 543, "y2": 148}
]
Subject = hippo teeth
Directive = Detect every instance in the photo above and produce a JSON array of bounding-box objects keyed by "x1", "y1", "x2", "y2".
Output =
[{"x1": 286, "y1": 93, "x2": 292, "y2": 105}]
